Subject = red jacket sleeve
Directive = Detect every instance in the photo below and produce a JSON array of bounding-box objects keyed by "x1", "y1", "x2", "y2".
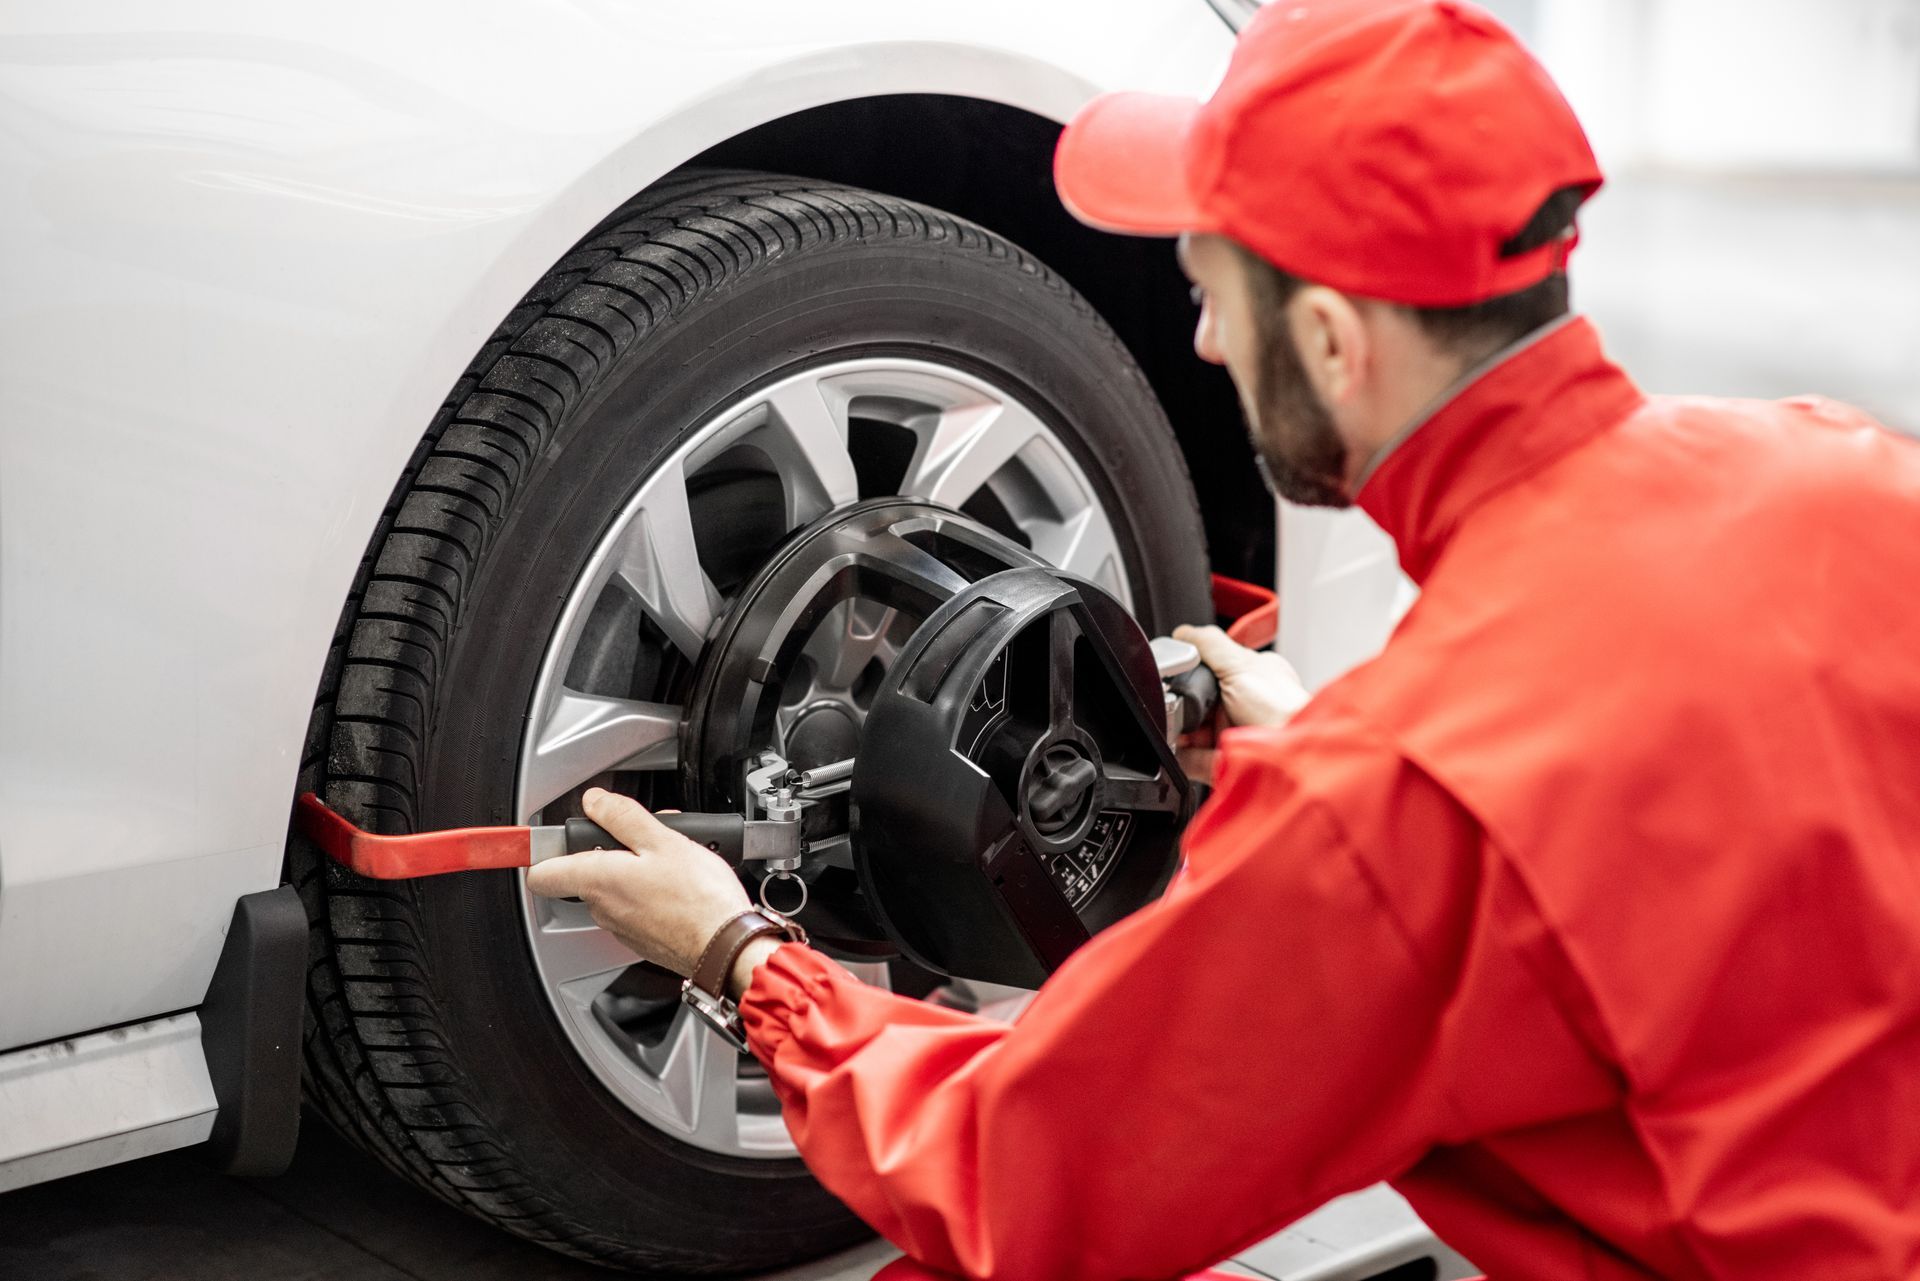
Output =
[{"x1": 741, "y1": 726, "x2": 1476, "y2": 1281}]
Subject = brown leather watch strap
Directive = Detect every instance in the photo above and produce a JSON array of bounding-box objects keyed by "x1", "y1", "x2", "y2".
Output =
[{"x1": 688, "y1": 909, "x2": 791, "y2": 1002}]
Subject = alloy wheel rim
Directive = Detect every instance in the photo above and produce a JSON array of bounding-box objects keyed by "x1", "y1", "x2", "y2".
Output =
[{"x1": 514, "y1": 355, "x2": 1127, "y2": 1157}]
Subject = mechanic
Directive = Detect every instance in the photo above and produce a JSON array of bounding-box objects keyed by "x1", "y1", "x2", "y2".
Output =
[{"x1": 529, "y1": 1, "x2": 1920, "y2": 1278}]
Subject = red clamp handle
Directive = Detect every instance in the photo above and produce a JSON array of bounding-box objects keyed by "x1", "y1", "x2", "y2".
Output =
[
  {"x1": 295, "y1": 793, "x2": 532, "y2": 878},
  {"x1": 294, "y1": 794, "x2": 751, "y2": 879}
]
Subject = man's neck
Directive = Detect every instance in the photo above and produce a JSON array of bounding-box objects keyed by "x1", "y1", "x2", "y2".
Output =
[
  {"x1": 1352, "y1": 315, "x2": 1644, "y2": 585},
  {"x1": 1350, "y1": 313, "x2": 1580, "y2": 495}
]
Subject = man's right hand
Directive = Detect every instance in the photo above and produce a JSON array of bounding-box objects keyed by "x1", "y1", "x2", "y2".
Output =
[{"x1": 1171, "y1": 624, "x2": 1311, "y2": 782}]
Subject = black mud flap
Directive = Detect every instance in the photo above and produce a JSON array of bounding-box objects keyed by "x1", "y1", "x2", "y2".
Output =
[{"x1": 198, "y1": 885, "x2": 306, "y2": 1175}]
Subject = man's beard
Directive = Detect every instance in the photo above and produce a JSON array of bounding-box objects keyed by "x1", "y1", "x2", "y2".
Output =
[{"x1": 1241, "y1": 318, "x2": 1351, "y2": 509}]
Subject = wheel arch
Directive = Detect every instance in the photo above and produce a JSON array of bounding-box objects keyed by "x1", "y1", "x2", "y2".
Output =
[
  {"x1": 690, "y1": 94, "x2": 1274, "y2": 586},
  {"x1": 319, "y1": 35, "x2": 1254, "y2": 713}
]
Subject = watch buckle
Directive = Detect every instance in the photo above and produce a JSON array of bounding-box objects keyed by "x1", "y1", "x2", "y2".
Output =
[{"x1": 681, "y1": 979, "x2": 749, "y2": 1054}]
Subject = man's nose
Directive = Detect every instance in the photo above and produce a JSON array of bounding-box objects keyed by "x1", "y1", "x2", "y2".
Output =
[{"x1": 1192, "y1": 302, "x2": 1225, "y2": 366}]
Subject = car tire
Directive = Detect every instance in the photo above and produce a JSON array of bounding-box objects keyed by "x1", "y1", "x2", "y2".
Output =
[{"x1": 290, "y1": 168, "x2": 1211, "y2": 1273}]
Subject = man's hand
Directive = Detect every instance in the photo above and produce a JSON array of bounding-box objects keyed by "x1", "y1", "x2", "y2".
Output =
[
  {"x1": 525, "y1": 788, "x2": 752, "y2": 979},
  {"x1": 1171, "y1": 624, "x2": 1311, "y2": 783}
]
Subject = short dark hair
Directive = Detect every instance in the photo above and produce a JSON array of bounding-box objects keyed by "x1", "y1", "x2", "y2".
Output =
[{"x1": 1234, "y1": 183, "x2": 1591, "y2": 361}]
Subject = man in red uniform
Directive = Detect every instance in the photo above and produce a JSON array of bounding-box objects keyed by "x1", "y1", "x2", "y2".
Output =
[{"x1": 530, "y1": 2, "x2": 1920, "y2": 1277}]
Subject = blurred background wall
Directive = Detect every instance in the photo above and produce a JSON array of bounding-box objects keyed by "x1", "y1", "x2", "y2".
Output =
[
  {"x1": 1479, "y1": 0, "x2": 1920, "y2": 431},
  {"x1": 1278, "y1": 0, "x2": 1920, "y2": 687}
]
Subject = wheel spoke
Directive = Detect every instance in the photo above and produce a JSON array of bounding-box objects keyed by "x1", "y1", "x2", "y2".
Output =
[
  {"x1": 898, "y1": 400, "x2": 1044, "y2": 509},
  {"x1": 757, "y1": 377, "x2": 861, "y2": 529},
  {"x1": 536, "y1": 915, "x2": 640, "y2": 989},
  {"x1": 1102, "y1": 765, "x2": 1183, "y2": 813},
  {"x1": 646, "y1": 1006, "x2": 741, "y2": 1147},
  {"x1": 808, "y1": 599, "x2": 899, "y2": 691},
  {"x1": 862, "y1": 531, "x2": 972, "y2": 606},
  {"x1": 608, "y1": 462, "x2": 724, "y2": 659},
  {"x1": 1030, "y1": 506, "x2": 1126, "y2": 598},
  {"x1": 524, "y1": 691, "x2": 680, "y2": 815}
]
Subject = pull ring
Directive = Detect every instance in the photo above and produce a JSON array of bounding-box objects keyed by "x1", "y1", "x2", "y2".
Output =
[{"x1": 759, "y1": 869, "x2": 809, "y2": 917}]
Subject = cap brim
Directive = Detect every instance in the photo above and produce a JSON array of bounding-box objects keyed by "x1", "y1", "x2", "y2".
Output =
[{"x1": 1054, "y1": 92, "x2": 1211, "y2": 236}]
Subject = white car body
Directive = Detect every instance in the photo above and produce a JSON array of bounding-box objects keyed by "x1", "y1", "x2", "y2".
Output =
[
  {"x1": 0, "y1": 0, "x2": 1227, "y2": 1053},
  {"x1": 0, "y1": 4, "x2": 1447, "y2": 1275}
]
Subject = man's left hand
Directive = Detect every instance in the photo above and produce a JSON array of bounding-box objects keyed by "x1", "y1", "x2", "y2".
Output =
[{"x1": 525, "y1": 787, "x2": 752, "y2": 978}]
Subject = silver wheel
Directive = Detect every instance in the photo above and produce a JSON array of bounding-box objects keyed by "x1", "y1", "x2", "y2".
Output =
[{"x1": 515, "y1": 357, "x2": 1117, "y2": 1157}]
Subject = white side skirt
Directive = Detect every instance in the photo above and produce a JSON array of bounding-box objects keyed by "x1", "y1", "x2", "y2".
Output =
[
  {"x1": 1237, "y1": 1185, "x2": 1478, "y2": 1280},
  {"x1": 0, "y1": 1012, "x2": 217, "y2": 1192}
]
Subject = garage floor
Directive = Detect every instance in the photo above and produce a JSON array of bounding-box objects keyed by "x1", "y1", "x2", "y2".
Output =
[
  {"x1": 0, "y1": 1121, "x2": 1284, "y2": 1281},
  {"x1": 4, "y1": 171, "x2": 1913, "y2": 1281},
  {"x1": 0, "y1": 1122, "x2": 902, "y2": 1281}
]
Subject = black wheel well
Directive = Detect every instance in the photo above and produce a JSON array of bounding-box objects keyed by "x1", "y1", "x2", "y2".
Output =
[{"x1": 691, "y1": 93, "x2": 1274, "y2": 587}]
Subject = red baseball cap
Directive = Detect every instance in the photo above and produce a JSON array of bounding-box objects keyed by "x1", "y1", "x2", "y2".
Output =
[{"x1": 1054, "y1": 0, "x2": 1602, "y2": 307}]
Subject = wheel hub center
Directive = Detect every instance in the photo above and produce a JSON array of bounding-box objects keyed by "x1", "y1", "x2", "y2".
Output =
[
  {"x1": 1027, "y1": 743, "x2": 1098, "y2": 834},
  {"x1": 785, "y1": 702, "x2": 861, "y2": 773},
  {"x1": 851, "y1": 566, "x2": 1196, "y2": 985},
  {"x1": 678, "y1": 498, "x2": 1056, "y2": 954},
  {"x1": 680, "y1": 499, "x2": 1196, "y2": 987}
]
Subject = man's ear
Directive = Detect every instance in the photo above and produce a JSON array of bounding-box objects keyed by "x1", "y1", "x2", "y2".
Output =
[{"x1": 1289, "y1": 285, "x2": 1369, "y2": 406}]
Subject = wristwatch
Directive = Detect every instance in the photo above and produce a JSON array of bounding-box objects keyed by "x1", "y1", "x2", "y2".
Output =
[{"x1": 681, "y1": 908, "x2": 808, "y2": 1053}]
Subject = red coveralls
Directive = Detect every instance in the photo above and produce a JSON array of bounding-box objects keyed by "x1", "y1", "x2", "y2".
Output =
[{"x1": 740, "y1": 315, "x2": 1920, "y2": 1280}]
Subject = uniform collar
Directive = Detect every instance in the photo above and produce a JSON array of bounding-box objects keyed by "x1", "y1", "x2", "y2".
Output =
[{"x1": 1353, "y1": 314, "x2": 1645, "y2": 584}]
